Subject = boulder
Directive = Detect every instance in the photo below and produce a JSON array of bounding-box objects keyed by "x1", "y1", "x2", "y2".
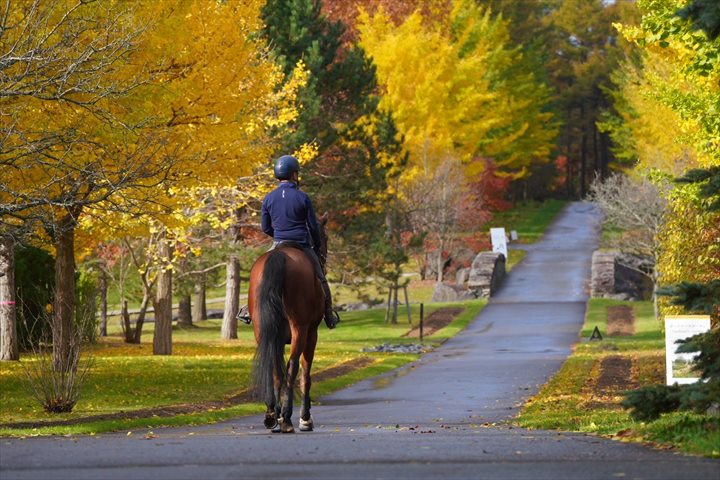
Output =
[
  {"x1": 467, "y1": 252, "x2": 506, "y2": 298},
  {"x1": 431, "y1": 282, "x2": 469, "y2": 302}
]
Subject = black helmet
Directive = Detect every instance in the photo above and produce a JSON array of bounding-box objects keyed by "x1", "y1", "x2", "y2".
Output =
[{"x1": 274, "y1": 155, "x2": 300, "y2": 180}]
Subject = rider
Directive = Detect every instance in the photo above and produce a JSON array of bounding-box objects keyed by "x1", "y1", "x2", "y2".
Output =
[{"x1": 238, "y1": 155, "x2": 339, "y2": 329}]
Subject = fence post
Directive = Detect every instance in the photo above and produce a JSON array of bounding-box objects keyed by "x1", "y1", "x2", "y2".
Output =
[{"x1": 419, "y1": 302, "x2": 424, "y2": 343}]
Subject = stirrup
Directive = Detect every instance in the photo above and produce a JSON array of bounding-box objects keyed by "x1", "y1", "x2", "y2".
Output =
[
  {"x1": 324, "y1": 309, "x2": 340, "y2": 329},
  {"x1": 236, "y1": 306, "x2": 251, "y2": 325}
]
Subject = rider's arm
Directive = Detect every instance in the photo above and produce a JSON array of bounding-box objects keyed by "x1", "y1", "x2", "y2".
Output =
[
  {"x1": 305, "y1": 195, "x2": 321, "y2": 250},
  {"x1": 261, "y1": 197, "x2": 274, "y2": 237}
]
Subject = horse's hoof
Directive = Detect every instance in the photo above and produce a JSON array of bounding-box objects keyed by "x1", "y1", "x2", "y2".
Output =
[
  {"x1": 280, "y1": 420, "x2": 295, "y2": 433},
  {"x1": 264, "y1": 414, "x2": 278, "y2": 430},
  {"x1": 299, "y1": 417, "x2": 313, "y2": 432}
]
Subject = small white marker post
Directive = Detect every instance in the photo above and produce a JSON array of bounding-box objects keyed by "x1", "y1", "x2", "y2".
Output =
[{"x1": 490, "y1": 228, "x2": 508, "y2": 259}]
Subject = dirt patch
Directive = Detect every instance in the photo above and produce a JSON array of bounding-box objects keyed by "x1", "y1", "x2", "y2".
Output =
[
  {"x1": 404, "y1": 307, "x2": 465, "y2": 338},
  {"x1": 584, "y1": 355, "x2": 638, "y2": 409},
  {"x1": 606, "y1": 305, "x2": 635, "y2": 336},
  {"x1": 0, "y1": 357, "x2": 375, "y2": 430}
]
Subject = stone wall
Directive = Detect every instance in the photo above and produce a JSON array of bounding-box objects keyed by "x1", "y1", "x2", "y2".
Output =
[
  {"x1": 431, "y1": 251, "x2": 506, "y2": 302},
  {"x1": 467, "y1": 252, "x2": 506, "y2": 298},
  {"x1": 590, "y1": 251, "x2": 617, "y2": 298},
  {"x1": 591, "y1": 250, "x2": 652, "y2": 301}
]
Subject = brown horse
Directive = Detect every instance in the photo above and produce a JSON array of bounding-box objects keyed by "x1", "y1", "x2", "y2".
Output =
[{"x1": 248, "y1": 215, "x2": 328, "y2": 433}]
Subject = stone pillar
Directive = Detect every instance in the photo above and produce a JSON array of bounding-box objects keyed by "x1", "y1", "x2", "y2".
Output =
[
  {"x1": 590, "y1": 250, "x2": 616, "y2": 298},
  {"x1": 467, "y1": 252, "x2": 506, "y2": 298}
]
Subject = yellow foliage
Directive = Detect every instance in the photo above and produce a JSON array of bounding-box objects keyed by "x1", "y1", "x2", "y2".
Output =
[{"x1": 357, "y1": 0, "x2": 556, "y2": 184}]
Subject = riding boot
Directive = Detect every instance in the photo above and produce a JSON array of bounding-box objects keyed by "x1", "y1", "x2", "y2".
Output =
[
  {"x1": 236, "y1": 305, "x2": 251, "y2": 325},
  {"x1": 319, "y1": 277, "x2": 339, "y2": 329}
]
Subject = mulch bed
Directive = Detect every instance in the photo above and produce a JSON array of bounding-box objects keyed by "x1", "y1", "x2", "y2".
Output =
[
  {"x1": 606, "y1": 305, "x2": 635, "y2": 336},
  {"x1": 584, "y1": 355, "x2": 638, "y2": 409},
  {"x1": 0, "y1": 357, "x2": 375, "y2": 430},
  {"x1": 404, "y1": 307, "x2": 465, "y2": 338}
]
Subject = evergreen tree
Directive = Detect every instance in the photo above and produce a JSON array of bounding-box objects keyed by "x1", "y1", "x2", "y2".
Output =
[{"x1": 261, "y1": 0, "x2": 377, "y2": 153}]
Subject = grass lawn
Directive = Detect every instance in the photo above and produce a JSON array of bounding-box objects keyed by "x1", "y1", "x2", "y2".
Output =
[
  {"x1": 489, "y1": 199, "x2": 567, "y2": 244},
  {"x1": 0, "y1": 300, "x2": 485, "y2": 436},
  {"x1": 516, "y1": 298, "x2": 719, "y2": 458}
]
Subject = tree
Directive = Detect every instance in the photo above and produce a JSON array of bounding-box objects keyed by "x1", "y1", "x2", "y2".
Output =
[
  {"x1": 0, "y1": 235, "x2": 17, "y2": 360},
  {"x1": 1, "y1": 0, "x2": 170, "y2": 365},
  {"x1": 588, "y1": 173, "x2": 668, "y2": 313},
  {"x1": 357, "y1": 1, "x2": 557, "y2": 181},
  {"x1": 405, "y1": 159, "x2": 466, "y2": 283}
]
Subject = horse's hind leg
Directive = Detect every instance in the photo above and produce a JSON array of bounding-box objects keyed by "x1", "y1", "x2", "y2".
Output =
[
  {"x1": 264, "y1": 374, "x2": 282, "y2": 430},
  {"x1": 279, "y1": 330, "x2": 307, "y2": 433},
  {"x1": 280, "y1": 357, "x2": 297, "y2": 433},
  {"x1": 299, "y1": 329, "x2": 318, "y2": 432}
]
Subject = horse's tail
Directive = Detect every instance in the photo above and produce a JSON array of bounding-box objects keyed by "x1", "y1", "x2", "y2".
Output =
[{"x1": 252, "y1": 250, "x2": 287, "y2": 405}]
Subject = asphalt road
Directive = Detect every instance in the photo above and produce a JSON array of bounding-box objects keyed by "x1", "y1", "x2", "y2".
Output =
[{"x1": 1, "y1": 202, "x2": 718, "y2": 480}]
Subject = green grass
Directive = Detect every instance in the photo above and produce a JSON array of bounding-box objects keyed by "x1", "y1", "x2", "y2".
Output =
[
  {"x1": 0, "y1": 300, "x2": 485, "y2": 436},
  {"x1": 517, "y1": 299, "x2": 719, "y2": 458},
  {"x1": 489, "y1": 199, "x2": 567, "y2": 244}
]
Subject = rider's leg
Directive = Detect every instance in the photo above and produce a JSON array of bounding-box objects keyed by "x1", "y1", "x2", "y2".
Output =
[
  {"x1": 304, "y1": 248, "x2": 339, "y2": 329},
  {"x1": 237, "y1": 242, "x2": 282, "y2": 325}
]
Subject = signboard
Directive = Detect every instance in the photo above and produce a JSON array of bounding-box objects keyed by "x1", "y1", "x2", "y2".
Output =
[
  {"x1": 490, "y1": 228, "x2": 508, "y2": 259},
  {"x1": 510, "y1": 230, "x2": 518, "y2": 241},
  {"x1": 665, "y1": 315, "x2": 711, "y2": 385}
]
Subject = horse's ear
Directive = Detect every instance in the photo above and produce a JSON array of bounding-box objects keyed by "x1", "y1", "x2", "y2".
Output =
[{"x1": 319, "y1": 212, "x2": 329, "y2": 225}]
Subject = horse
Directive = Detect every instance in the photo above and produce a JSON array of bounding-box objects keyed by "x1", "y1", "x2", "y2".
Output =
[{"x1": 248, "y1": 214, "x2": 328, "y2": 433}]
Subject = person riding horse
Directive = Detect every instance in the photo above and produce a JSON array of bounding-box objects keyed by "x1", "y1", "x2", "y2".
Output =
[{"x1": 238, "y1": 155, "x2": 339, "y2": 329}]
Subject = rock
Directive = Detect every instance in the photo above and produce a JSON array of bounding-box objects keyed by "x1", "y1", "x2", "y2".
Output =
[
  {"x1": 361, "y1": 343, "x2": 431, "y2": 354},
  {"x1": 591, "y1": 250, "x2": 652, "y2": 300},
  {"x1": 467, "y1": 252, "x2": 506, "y2": 298},
  {"x1": 431, "y1": 283, "x2": 465, "y2": 302},
  {"x1": 342, "y1": 302, "x2": 370, "y2": 311},
  {"x1": 456, "y1": 267, "x2": 470, "y2": 286}
]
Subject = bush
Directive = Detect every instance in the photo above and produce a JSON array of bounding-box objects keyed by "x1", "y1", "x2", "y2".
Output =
[{"x1": 14, "y1": 245, "x2": 54, "y2": 350}]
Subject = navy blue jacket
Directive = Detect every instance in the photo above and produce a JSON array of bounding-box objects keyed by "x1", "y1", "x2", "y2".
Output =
[{"x1": 261, "y1": 182, "x2": 321, "y2": 249}]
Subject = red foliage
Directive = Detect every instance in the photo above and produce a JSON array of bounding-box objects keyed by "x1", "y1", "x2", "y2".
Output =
[
  {"x1": 322, "y1": 0, "x2": 451, "y2": 44},
  {"x1": 460, "y1": 159, "x2": 511, "y2": 231},
  {"x1": 95, "y1": 242, "x2": 125, "y2": 269},
  {"x1": 554, "y1": 155, "x2": 568, "y2": 191}
]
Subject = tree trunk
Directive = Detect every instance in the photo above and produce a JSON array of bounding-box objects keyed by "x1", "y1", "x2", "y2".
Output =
[
  {"x1": 391, "y1": 279, "x2": 399, "y2": 325},
  {"x1": 53, "y1": 216, "x2": 76, "y2": 369},
  {"x1": 192, "y1": 280, "x2": 206, "y2": 323},
  {"x1": 0, "y1": 236, "x2": 19, "y2": 361},
  {"x1": 178, "y1": 295, "x2": 192, "y2": 327},
  {"x1": 152, "y1": 236, "x2": 173, "y2": 355},
  {"x1": 99, "y1": 270, "x2": 108, "y2": 337},
  {"x1": 131, "y1": 292, "x2": 151, "y2": 344},
  {"x1": 221, "y1": 256, "x2": 240, "y2": 340},
  {"x1": 121, "y1": 300, "x2": 132, "y2": 342}
]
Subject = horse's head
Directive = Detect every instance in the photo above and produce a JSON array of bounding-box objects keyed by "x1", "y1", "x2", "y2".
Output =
[{"x1": 317, "y1": 212, "x2": 329, "y2": 270}]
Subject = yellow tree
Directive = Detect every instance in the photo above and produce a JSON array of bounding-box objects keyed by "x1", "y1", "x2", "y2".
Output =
[
  {"x1": 81, "y1": 0, "x2": 306, "y2": 354},
  {"x1": 1, "y1": 0, "x2": 170, "y2": 364},
  {"x1": 357, "y1": 0, "x2": 556, "y2": 181},
  {"x1": 1, "y1": 0, "x2": 303, "y2": 361}
]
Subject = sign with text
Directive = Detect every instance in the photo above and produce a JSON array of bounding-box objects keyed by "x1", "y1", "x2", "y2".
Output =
[
  {"x1": 490, "y1": 228, "x2": 508, "y2": 259},
  {"x1": 665, "y1": 315, "x2": 711, "y2": 385}
]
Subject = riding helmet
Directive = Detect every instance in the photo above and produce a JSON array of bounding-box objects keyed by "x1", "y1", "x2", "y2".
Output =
[{"x1": 273, "y1": 155, "x2": 300, "y2": 180}]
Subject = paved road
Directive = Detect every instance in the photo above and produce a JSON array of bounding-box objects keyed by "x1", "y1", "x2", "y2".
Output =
[{"x1": 1, "y1": 202, "x2": 718, "y2": 480}]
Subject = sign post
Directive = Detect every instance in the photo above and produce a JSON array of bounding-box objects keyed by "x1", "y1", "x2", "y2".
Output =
[
  {"x1": 490, "y1": 228, "x2": 508, "y2": 259},
  {"x1": 664, "y1": 315, "x2": 711, "y2": 385}
]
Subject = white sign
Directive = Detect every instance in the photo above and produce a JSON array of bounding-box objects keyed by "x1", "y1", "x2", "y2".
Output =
[
  {"x1": 490, "y1": 228, "x2": 508, "y2": 259},
  {"x1": 665, "y1": 315, "x2": 711, "y2": 385},
  {"x1": 510, "y1": 230, "x2": 518, "y2": 241}
]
